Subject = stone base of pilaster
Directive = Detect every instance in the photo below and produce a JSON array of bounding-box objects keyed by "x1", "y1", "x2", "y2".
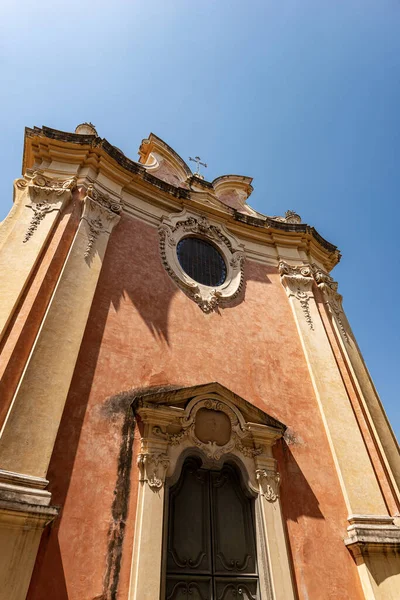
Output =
[
  {"x1": 0, "y1": 471, "x2": 58, "y2": 600},
  {"x1": 345, "y1": 515, "x2": 400, "y2": 600}
]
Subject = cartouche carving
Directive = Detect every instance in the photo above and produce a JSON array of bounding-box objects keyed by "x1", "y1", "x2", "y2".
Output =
[
  {"x1": 279, "y1": 261, "x2": 314, "y2": 330},
  {"x1": 151, "y1": 397, "x2": 264, "y2": 462},
  {"x1": 313, "y1": 266, "x2": 350, "y2": 343},
  {"x1": 256, "y1": 469, "x2": 281, "y2": 502},
  {"x1": 180, "y1": 397, "x2": 251, "y2": 461},
  {"x1": 159, "y1": 209, "x2": 245, "y2": 313},
  {"x1": 16, "y1": 171, "x2": 77, "y2": 243}
]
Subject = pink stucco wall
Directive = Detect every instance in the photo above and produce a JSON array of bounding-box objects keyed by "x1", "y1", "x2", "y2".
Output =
[{"x1": 28, "y1": 213, "x2": 364, "y2": 600}]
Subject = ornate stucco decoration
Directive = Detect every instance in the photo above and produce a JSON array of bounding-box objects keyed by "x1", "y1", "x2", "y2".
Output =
[
  {"x1": 153, "y1": 396, "x2": 264, "y2": 462},
  {"x1": 137, "y1": 452, "x2": 170, "y2": 492},
  {"x1": 159, "y1": 209, "x2": 245, "y2": 313},
  {"x1": 82, "y1": 185, "x2": 122, "y2": 261},
  {"x1": 132, "y1": 383, "x2": 285, "y2": 496},
  {"x1": 279, "y1": 261, "x2": 314, "y2": 330},
  {"x1": 312, "y1": 265, "x2": 350, "y2": 343},
  {"x1": 15, "y1": 171, "x2": 77, "y2": 243},
  {"x1": 256, "y1": 469, "x2": 281, "y2": 502},
  {"x1": 271, "y1": 210, "x2": 302, "y2": 224}
]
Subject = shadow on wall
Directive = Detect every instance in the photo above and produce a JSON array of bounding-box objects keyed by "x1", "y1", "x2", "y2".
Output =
[
  {"x1": 367, "y1": 553, "x2": 400, "y2": 587},
  {"x1": 103, "y1": 216, "x2": 273, "y2": 346},
  {"x1": 27, "y1": 521, "x2": 69, "y2": 600},
  {"x1": 275, "y1": 439, "x2": 324, "y2": 523}
]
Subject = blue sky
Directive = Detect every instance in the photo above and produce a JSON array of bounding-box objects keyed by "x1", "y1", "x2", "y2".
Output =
[{"x1": 1, "y1": 0, "x2": 399, "y2": 437}]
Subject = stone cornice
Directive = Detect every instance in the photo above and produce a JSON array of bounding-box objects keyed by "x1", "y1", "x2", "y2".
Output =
[
  {"x1": 345, "y1": 515, "x2": 400, "y2": 556},
  {"x1": 22, "y1": 125, "x2": 341, "y2": 271}
]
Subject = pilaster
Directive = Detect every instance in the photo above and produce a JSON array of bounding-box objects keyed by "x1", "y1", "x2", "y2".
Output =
[
  {"x1": 129, "y1": 407, "x2": 171, "y2": 600},
  {"x1": 345, "y1": 515, "x2": 400, "y2": 600},
  {"x1": 0, "y1": 171, "x2": 76, "y2": 343},
  {"x1": 0, "y1": 500, "x2": 58, "y2": 600},
  {"x1": 280, "y1": 261, "x2": 400, "y2": 599},
  {"x1": 279, "y1": 261, "x2": 387, "y2": 516},
  {"x1": 313, "y1": 266, "x2": 400, "y2": 506},
  {"x1": 0, "y1": 183, "x2": 121, "y2": 600},
  {"x1": 251, "y1": 425, "x2": 295, "y2": 600}
]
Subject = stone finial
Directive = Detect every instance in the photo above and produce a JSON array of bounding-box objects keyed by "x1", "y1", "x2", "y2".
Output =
[{"x1": 75, "y1": 122, "x2": 98, "y2": 136}]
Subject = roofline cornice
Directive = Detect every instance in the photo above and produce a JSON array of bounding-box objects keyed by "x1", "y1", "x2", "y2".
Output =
[{"x1": 22, "y1": 125, "x2": 341, "y2": 270}]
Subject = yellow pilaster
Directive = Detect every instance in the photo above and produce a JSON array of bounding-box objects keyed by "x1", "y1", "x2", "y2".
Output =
[
  {"x1": 313, "y1": 266, "x2": 400, "y2": 505},
  {"x1": 0, "y1": 184, "x2": 121, "y2": 600},
  {"x1": 0, "y1": 171, "x2": 76, "y2": 343},
  {"x1": 279, "y1": 261, "x2": 387, "y2": 516},
  {"x1": 279, "y1": 261, "x2": 400, "y2": 600}
]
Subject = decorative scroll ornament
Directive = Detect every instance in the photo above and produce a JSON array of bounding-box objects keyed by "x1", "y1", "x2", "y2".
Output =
[
  {"x1": 256, "y1": 469, "x2": 281, "y2": 502},
  {"x1": 271, "y1": 210, "x2": 302, "y2": 224},
  {"x1": 312, "y1": 266, "x2": 349, "y2": 343},
  {"x1": 15, "y1": 171, "x2": 77, "y2": 243},
  {"x1": 217, "y1": 583, "x2": 257, "y2": 599},
  {"x1": 279, "y1": 261, "x2": 315, "y2": 330},
  {"x1": 82, "y1": 185, "x2": 122, "y2": 261},
  {"x1": 151, "y1": 397, "x2": 264, "y2": 463},
  {"x1": 137, "y1": 452, "x2": 170, "y2": 492},
  {"x1": 159, "y1": 209, "x2": 245, "y2": 313}
]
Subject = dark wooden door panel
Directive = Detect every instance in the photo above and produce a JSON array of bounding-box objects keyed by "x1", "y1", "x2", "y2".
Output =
[
  {"x1": 210, "y1": 466, "x2": 257, "y2": 577},
  {"x1": 215, "y1": 578, "x2": 258, "y2": 600},
  {"x1": 166, "y1": 576, "x2": 212, "y2": 600},
  {"x1": 165, "y1": 457, "x2": 259, "y2": 600},
  {"x1": 167, "y1": 458, "x2": 212, "y2": 575}
]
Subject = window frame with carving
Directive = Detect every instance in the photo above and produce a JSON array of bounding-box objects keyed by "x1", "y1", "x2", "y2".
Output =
[{"x1": 159, "y1": 210, "x2": 245, "y2": 313}]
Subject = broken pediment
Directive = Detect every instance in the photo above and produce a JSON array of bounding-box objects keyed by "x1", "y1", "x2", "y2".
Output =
[
  {"x1": 212, "y1": 174, "x2": 257, "y2": 216},
  {"x1": 131, "y1": 382, "x2": 286, "y2": 432},
  {"x1": 138, "y1": 133, "x2": 192, "y2": 188}
]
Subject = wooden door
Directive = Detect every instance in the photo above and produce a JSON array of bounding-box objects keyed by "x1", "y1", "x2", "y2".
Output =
[{"x1": 166, "y1": 457, "x2": 259, "y2": 600}]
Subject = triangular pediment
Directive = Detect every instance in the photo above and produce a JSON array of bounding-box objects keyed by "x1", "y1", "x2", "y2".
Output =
[{"x1": 131, "y1": 382, "x2": 286, "y2": 432}]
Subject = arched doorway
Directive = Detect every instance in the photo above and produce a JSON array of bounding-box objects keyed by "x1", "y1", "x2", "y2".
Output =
[{"x1": 165, "y1": 456, "x2": 258, "y2": 600}]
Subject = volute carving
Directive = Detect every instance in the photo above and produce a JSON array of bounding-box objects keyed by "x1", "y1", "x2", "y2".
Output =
[
  {"x1": 137, "y1": 452, "x2": 170, "y2": 492},
  {"x1": 279, "y1": 261, "x2": 315, "y2": 330},
  {"x1": 312, "y1": 265, "x2": 350, "y2": 343},
  {"x1": 256, "y1": 469, "x2": 281, "y2": 503},
  {"x1": 82, "y1": 185, "x2": 122, "y2": 260}
]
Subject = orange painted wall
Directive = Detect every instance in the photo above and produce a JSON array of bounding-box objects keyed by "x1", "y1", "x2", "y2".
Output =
[{"x1": 28, "y1": 213, "x2": 364, "y2": 600}]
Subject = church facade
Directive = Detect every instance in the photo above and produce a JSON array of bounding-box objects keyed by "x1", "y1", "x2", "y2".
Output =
[{"x1": 0, "y1": 123, "x2": 399, "y2": 600}]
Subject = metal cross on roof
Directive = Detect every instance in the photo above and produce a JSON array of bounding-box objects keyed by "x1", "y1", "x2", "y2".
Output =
[{"x1": 189, "y1": 155, "x2": 207, "y2": 177}]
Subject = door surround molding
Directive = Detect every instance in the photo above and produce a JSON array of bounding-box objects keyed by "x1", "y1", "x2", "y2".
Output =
[{"x1": 128, "y1": 382, "x2": 296, "y2": 600}]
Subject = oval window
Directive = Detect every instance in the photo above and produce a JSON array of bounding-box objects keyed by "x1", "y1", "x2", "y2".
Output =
[{"x1": 177, "y1": 237, "x2": 227, "y2": 287}]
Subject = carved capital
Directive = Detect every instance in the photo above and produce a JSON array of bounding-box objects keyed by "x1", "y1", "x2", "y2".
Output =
[
  {"x1": 15, "y1": 171, "x2": 77, "y2": 243},
  {"x1": 279, "y1": 261, "x2": 315, "y2": 330},
  {"x1": 137, "y1": 452, "x2": 170, "y2": 492},
  {"x1": 81, "y1": 186, "x2": 122, "y2": 260},
  {"x1": 159, "y1": 209, "x2": 245, "y2": 313},
  {"x1": 256, "y1": 469, "x2": 281, "y2": 502},
  {"x1": 312, "y1": 265, "x2": 349, "y2": 343}
]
